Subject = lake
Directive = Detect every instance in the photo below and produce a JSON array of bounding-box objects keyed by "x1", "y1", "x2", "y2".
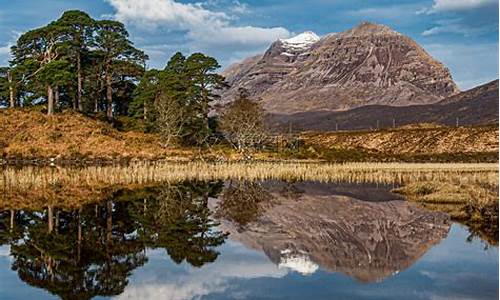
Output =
[{"x1": 0, "y1": 164, "x2": 498, "y2": 299}]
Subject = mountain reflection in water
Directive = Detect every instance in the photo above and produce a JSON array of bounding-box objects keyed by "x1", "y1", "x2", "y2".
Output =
[
  {"x1": 0, "y1": 180, "x2": 497, "y2": 300},
  {"x1": 215, "y1": 181, "x2": 450, "y2": 282}
]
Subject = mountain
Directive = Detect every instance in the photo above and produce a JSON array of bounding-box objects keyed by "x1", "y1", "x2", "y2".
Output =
[
  {"x1": 270, "y1": 79, "x2": 499, "y2": 131},
  {"x1": 220, "y1": 22, "x2": 459, "y2": 114}
]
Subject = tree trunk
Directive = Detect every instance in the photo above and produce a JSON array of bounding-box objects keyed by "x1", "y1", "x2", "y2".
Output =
[
  {"x1": 7, "y1": 71, "x2": 14, "y2": 108},
  {"x1": 54, "y1": 86, "x2": 59, "y2": 110},
  {"x1": 55, "y1": 210, "x2": 59, "y2": 234},
  {"x1": 105, "y1": 70, "x2": 113, "y2": 121},
  {"x1": 94, "y1": 70, "x2": 100, "y2": 112},
  {"x1": 93, "y1": 62, "x2": 99, "y2": 113},
  {"x1": 77, "y1": 52, "x2": 83, "y2": 111},
  {"x1": 47, "y1": 85, "x2": 54, "y2": 116}
]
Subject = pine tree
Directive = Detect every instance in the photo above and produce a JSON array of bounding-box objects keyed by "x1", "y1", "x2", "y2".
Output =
[
  {"x1": 94, "y1": 20, "x2": 147, "y2": 121},
  {"x1": 11, "y1": 21, "x2": 69, "y2": 115},
  {"x1": 57, "y1": 10, "x2": 95, "y2": 111}
]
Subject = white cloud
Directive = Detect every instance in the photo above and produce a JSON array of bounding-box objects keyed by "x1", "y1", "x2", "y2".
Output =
[
  {"x1": 432, "y1": 0, "x2": 497, "y2": 11},
  {"x1": 107, "y1": 0, "x2": 228, "y2": 29},
  {"x1": 347, "y1": 4, "x2": 426, "y2": 22},
  {"x1": 0, "y1": 245, "x2": 10, "y2": 257},
  {"x1": 422, "y1": 19, "x2": 490, "y2": 36},
  {"x1": 0, "y1": 30, "x2": 22, "y2": 65},
  {"x1": 230, "y1": 0, "x2": 250, "y2": 14},
  {"x1": 106, "y1": 0, "x2": 289, "y2": 51},
  {"x1": 116, "y1": 244, "x2": 288, "y2": 300},
  {"x1": 0, "y1": 45, "x2": 9, "y2": 55},
  {"x1": 190, "y1": 26, "x2": 289, "y2": 48}
]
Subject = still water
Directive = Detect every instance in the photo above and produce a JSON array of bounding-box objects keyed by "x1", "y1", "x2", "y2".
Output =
[{"x1": 0, "y1": 180, "x2": 498, "y2": 300}]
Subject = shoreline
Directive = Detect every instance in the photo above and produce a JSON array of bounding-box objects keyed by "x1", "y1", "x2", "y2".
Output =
[{"x1": 0, "y1": 149, "x2": 498, "y2": 166}]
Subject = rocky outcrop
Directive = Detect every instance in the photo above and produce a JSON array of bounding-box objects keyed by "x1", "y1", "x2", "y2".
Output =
[
  {"x1": 216, "y1": 182, "x2": 451, "y2": 282},
  {"x1": 221, "y1": 22, "x2": 459, "y2": 114}
]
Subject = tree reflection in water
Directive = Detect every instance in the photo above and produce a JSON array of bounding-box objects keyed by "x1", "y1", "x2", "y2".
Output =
[
  {"x1": 215, "y1": 180, "x2": 276, "y2": 227},
  {"x1": 0, "y1": 181, "x2": 227, "y2": 300}
]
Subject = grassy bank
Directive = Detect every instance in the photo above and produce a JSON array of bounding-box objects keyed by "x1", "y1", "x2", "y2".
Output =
[
  {"x1": 0, "y1": 109, "x2": 498, "y2": 163},
  {"x1": 0, "y1": 109, "x2": 170, "y2": 160},
  {"x1": 0, "y1": 109, "x2": 250, "y2": 162}
]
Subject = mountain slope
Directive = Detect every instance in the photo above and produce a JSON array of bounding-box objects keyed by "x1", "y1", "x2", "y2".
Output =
[
  {"x1": 270, "y1": 79, "x2": 498, "y2": 131},
  {"x1": 221, "y1": 22, "x2": 459, "y2": 114}
]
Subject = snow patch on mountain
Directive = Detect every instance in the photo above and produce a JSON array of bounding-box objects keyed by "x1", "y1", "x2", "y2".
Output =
[{"x1": 279, "y1": 31, "x2": 320, "y2": 49}]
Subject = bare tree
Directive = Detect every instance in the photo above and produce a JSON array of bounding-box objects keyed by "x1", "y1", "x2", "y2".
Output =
[
  {"x1": 155, "y1": 93, "x2": 186, "y2": 147},
  {"x1": 219, "y1": 89, "x2": 267, "y2": 153}
]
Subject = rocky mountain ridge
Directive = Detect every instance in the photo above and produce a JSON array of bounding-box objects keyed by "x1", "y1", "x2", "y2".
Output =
[{"x1": 221, "y1": 22, "x2": 459, "y2": 114}]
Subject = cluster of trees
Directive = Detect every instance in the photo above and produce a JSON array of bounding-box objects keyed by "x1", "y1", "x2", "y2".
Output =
[
  {"x1": 0, "y1": 9, "x2": 268, "y2": 149},
  {"x1": 0, "y1": 10, "x2": 146, "y2": 119},
  {"x1": 130, "y1": 52, "x2": 225, "y2": 146}
]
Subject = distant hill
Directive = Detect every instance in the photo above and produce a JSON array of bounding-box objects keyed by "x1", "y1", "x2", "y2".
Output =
[
  {"x1": 220, "y1": 22, "x2": 458, "y2": 114},
  {"x1": 300, "y1": 125, "x2": 498, "y2": 158},
  {"x1": 270, "y1": 80, "x2": 498, "y2": 132}
]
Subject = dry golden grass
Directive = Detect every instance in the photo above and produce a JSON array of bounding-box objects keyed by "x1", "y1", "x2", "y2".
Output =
[
  {"x1": 0, "y1": 109, "x2": 212, "y2": 160},
  {"x1": 1, "y1": 161, "x2": 496, "y2": 243},
  {"x1": 0, "y1": 162, "x2": 497, "y2": 233},
  {"x1": 394, "y1": 181, "x2": 498, "y2": 208},
  {"x1": 1, "y1": 161, "x2": 497, "y2": 191}
]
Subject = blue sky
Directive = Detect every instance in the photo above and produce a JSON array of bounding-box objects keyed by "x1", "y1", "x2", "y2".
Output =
[{"x1": 0, "y1": 0, "x2": 498, "y2": 89}]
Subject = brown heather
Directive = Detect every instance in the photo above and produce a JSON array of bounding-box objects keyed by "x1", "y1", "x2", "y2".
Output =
[{"x1": 301, "y1": 125, "x2": 499, "y2": 155}]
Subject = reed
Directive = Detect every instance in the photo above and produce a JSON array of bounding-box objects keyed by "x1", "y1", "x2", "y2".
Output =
[{"x1": 1, "y1": 162, "x2": 497, "y2": 192}]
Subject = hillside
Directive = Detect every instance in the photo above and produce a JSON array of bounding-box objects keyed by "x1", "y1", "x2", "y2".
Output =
[
  {"x1": 220, "y1": 22, "x2": 458, "y2": 114},
  {"x1": 0, "y1": 109, "x2": 184, "y2": 161},
  {"x1": 271, "y1": 80, "x2": 498, "y2": 131},
  {"x1": 0, "y1": 109, "x2": 497, "y2": 163},
  {"x1": 300, "y1": 125, "x2": 498, "y2": 162}
]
